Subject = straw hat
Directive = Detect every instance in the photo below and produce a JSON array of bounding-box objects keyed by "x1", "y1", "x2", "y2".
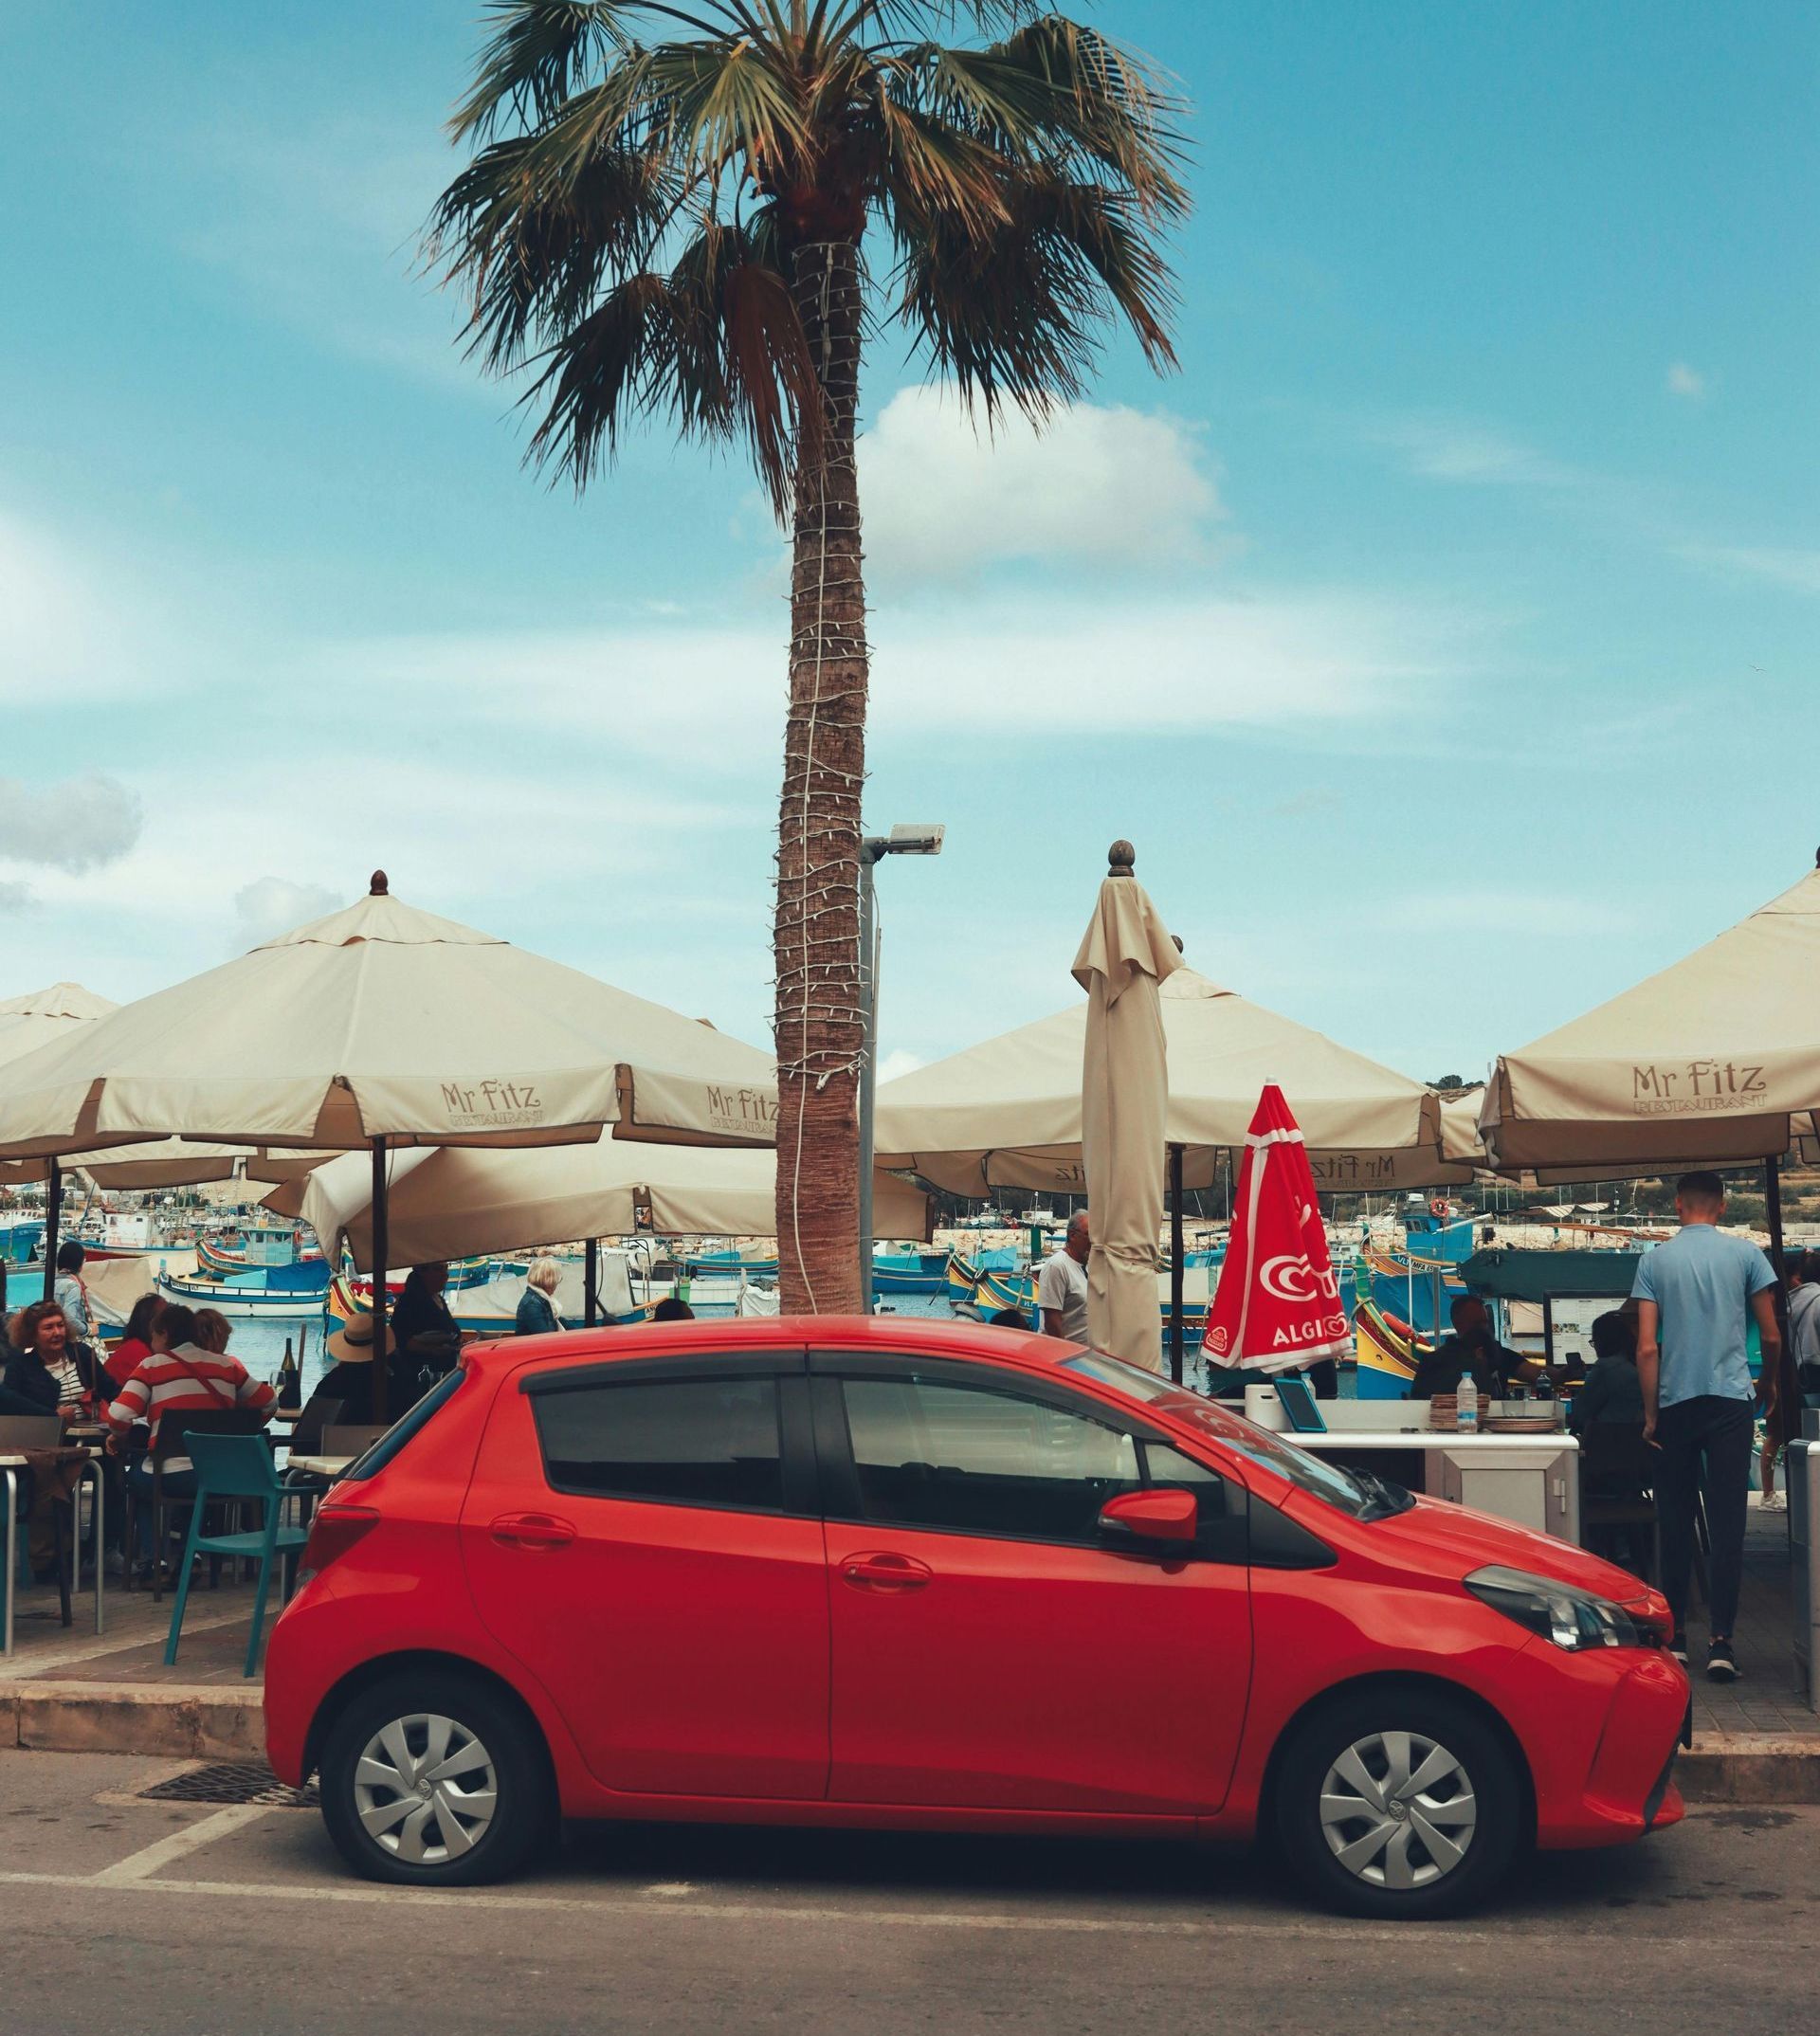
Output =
[{"x1": 324, "y1": 1312, "x2": 391, "y2": 1365}]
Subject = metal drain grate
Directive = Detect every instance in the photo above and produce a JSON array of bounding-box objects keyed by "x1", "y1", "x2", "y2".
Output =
[{"x1": 140, "y1": 1762, "x2": 318, "y2": 1810}]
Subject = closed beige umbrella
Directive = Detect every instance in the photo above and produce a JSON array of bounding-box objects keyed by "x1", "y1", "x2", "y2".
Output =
[
  {"x1": 1481, "y1": 858, "x2": 1820, "y2": 1171},
  {"x1": 1073, "y1": 845, "x2": 1181, "y2": 1372},
  {"x1": 266, "y1": 1136, "x2": 928, "y2": 1272}
]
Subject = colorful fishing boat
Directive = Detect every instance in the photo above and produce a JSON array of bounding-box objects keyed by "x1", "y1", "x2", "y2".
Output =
[{"x1": 872, "y1": 1247, "x2": 948, "y2": 1296}]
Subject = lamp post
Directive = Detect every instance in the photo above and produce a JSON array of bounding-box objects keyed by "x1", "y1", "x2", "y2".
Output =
[{"x1": 859, "y1": 824, "x2": 946, "y2": 1312}]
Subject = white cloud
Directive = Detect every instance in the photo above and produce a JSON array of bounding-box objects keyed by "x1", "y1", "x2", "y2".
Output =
[
  {"x1": 1368, "y1": 418, "x2": 1577, "y2": 489},
  {"x1": 1679, "y1": 544, "x2": 1820, "y2": 595},
  {"x1": 859, "y1": 387, "x2": 1225, "y2": 583},
  {"x1": 0, "y1": 772, "x2": 143, "y2": 872},
  {"x1": 1665, "y1": 362, "x2": 1706, "y2": 400},
  {"x1": 165, "y1": 107, "x2": 478, "y2": 391},
  {"x1": 877, "y1": 1049, "x2": 926, "y2": 1084},
  {"x1": 324, "y1": 585, "x2": 1475, "y2": 750},
  {"x1": 0, "y1": 881, "x2": 35, "y2": 915},
  {"x1": 230, "y1": 876, "x2": 341, "y2": 952}
]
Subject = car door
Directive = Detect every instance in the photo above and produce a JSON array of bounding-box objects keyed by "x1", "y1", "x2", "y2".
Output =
[
  {"x1": 814, "y1": 1354, "x2": 1253, "y2": 1815},
  {"x1": 462, "y1": 1350, "x2": 829, "y2": 1800}
]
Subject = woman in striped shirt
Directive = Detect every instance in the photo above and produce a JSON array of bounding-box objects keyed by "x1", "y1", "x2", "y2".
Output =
[{"x1": 105, "y1": 1302, "x2": 276, "y2": 1570}]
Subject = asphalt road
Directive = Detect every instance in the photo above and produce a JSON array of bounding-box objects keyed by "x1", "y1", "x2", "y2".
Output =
[{"x1": 2, "y1": 1749, "x2": 1815, "y2": 2036}]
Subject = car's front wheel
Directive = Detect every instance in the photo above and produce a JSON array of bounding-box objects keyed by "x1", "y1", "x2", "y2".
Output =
[
  {"x1": 318, "y1": 1671, "x2": 551, "y2": 1885},
  {"x1": 1273, "y1": 1688, "x2": 1523, "y2": 1918}
]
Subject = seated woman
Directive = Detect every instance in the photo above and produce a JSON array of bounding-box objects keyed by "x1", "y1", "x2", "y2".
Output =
[
  {"x1": 390, "y1": 1264, "x2": 466, "y2": 1407},
  {"x1": 104, "y1": 1302, "x2": 276, "y2": 1574},
  {"x1": 105, "y1": 1294, "x2": 164, "y2": 1391},
  {"x1": 3, "y1": 1300, "x2": 111, "y2": 1580},
  {"x1": 296, "y1": 1313, "x2": 391, "y2": 1435},
  {"x1": 191, "y1": 1308, "x2": 234, "y2": 1355},
  {"x1": 1566, "y1": 1311, "x2": 1645, "y2": 1435},
  {"x1": 4, "y1": 1300, "x2": 110, "y2": 1419},
  {"x1": 515, "y1": 1258, "x2": 565, "y2": 1336}
]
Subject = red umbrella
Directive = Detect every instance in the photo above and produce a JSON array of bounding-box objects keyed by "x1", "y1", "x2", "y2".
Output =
[{"x1": 1204, "y1": 1083, "x2": 1350, "y2": 1374}]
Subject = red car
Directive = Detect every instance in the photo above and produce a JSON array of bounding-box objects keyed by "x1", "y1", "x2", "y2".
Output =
[{"x1": 265, "y1": 1318, "x2": 1687, "y2": 1918}]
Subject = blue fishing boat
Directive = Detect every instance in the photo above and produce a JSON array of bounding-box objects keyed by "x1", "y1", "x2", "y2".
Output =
[{"x1": 1, "y1": 1219, "x2": 46, "y2": 1271}]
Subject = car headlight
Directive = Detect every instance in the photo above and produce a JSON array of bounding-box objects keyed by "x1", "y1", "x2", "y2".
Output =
[{"x1": 1465, "y1": 1565, "x2": 1647, "y2": 1651}]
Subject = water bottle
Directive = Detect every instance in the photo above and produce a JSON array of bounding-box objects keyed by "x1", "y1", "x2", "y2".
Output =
[{"x1": 1456, "y1": 1372, "x2": 1479, "y2": 1434}]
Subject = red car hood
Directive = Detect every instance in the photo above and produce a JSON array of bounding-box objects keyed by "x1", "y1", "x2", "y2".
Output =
[{"x1": 1326, "y1": 1493, "x2": 1654, "y2": 1603}]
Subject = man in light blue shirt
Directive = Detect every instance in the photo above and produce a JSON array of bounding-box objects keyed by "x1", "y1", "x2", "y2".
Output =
[{"x1": 1631, "y1": 1171, "x2": 1780, "y2": 1682}]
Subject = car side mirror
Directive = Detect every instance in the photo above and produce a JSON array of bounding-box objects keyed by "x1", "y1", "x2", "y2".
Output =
[{"x1": 1098, "y1": 1487, "x2": 1197, "y2": 1547}]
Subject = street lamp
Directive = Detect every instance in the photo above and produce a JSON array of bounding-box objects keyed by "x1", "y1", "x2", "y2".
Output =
[{"x1": 859, "y1": 824, "x2": 946, "y2": 1311}]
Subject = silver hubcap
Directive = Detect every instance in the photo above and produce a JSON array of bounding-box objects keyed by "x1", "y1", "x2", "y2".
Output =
[
  {"x1": 353, "y1": 1713, "x2": 498, "y2": 1865},
  {"x1": 1319, "y1": 1730, "x2": 1478, "y2": 1890}
]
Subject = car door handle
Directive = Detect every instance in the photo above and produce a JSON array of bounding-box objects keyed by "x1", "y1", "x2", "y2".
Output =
[
  {"x1": 840, "y1": 1552, "x2": 933, "y2": 1593},
  {"x1": 489, "y1": 1512, "x2": 576, "y2": 1551}
]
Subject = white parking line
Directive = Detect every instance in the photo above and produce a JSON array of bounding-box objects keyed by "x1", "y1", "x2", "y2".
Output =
[{"x1": 91, "y1": 1806, "x2": 273, "y2": 1883}]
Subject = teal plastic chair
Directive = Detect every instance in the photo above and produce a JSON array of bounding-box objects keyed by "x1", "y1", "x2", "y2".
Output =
[{"x1": 163, "y1": 1431, "x2": 309, "y2": 1679}]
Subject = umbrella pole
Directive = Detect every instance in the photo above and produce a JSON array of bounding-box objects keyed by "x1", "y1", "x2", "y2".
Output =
[
  {"x1": 1169, "y1": 1144, "x2": 1186, "y2": 1386},
  {"x1": 371, "y1": 1136, "x2": 390, "y2": 1426},
  {"x1": 41, "y1": 1156, "x2": 62, "y2": 1301},
  {"x1": 585, "y1": 1237, "x2": 599, "y2": 1327}
]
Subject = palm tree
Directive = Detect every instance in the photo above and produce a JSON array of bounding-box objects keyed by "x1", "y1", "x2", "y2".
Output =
[{"x1": 429, "y1": 1, "x2": 1186, "y2": 1311}]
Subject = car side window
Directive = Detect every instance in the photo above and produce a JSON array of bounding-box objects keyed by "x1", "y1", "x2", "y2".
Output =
[
  {"x1": 532, "y1": 1375, "x2": 784, "y2": 1513},
  {"x1": 839, "y1": 1376, "x2": 1142, "y2": 1545}
]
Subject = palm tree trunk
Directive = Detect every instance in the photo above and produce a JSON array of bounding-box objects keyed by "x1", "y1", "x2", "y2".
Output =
[{"x1": 774, "y1": 237, "x2": 868, "y2": 1315}]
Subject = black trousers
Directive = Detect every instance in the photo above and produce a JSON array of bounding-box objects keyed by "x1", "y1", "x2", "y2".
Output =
[{"x1": 1653, "y1": 1394, "x2": 1753, "y2": 1638}]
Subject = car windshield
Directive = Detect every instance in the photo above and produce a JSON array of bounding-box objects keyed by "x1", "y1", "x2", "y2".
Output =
[{"x1": 1059, "y1": 1350, "x2": 1381, "y2": 1521}]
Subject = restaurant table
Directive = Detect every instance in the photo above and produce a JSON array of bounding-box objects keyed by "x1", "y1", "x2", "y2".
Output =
[
  {"x1": 284, "y1": 1456, "x2": 355, "y2": 1480},
  {"x1": 1, "y1": 1445, "x2": 105, "y2": 1655},
  {"x1": 1287, "y1": 1428, "x2": 1582, "y2": 1544}
]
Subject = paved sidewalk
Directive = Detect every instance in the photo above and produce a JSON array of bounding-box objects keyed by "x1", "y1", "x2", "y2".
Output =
[{"x1": 4, "y1": 1506, "x2": 1813, "y2": 1780}]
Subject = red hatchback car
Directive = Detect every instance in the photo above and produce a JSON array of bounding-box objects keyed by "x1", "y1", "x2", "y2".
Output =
[{"x1": 265, "y1": 1318, "x2": 1687, "y2": 1918}]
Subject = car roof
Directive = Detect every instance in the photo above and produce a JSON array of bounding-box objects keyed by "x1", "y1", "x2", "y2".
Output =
[{"x1": 467, "y1": 1314, "x2": 1074, "y2": 1385}]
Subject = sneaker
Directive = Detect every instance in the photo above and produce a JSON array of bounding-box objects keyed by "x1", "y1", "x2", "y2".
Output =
[
  {"x1": 103, "y1": 1550, "x2": 127, "y2": 1579},
  {"x1": 1760, "y1": 1490, "x2": 1786, "y2": 1511},
  {"x1": 1669, "y1": 1631, "x2": 1689, "y2": 1665},
  {"x1": 1706, "y1": 1639, "x2": 1740, "y2": 1682}
]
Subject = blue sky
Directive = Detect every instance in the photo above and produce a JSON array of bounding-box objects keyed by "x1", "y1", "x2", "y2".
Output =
[{"x1": 2, "y1": 1, "x2": 1815, "y2": 1089}]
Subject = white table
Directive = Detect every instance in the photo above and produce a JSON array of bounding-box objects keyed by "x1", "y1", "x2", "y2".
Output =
[
  {"x1": 1290, "y1": 1428, "x2": 1583, "y2": 1544},
  {"x1": 284, "y1": 1456, "x2": 355, "y2": 1480},
  {"x1": 1, "y1": 1446, "x2": 105, "y2": 1656}
]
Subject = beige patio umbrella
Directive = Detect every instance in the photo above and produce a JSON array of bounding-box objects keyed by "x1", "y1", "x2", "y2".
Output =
[
  {"x1": 0, "y1": 985, "x2": 121, "y2": 1193},
  {"x1": 1072, "y1": 845, "x2": 1180, "y2": 1372},
  {"x1": 876, "y1": 973, "x2": 1443, "y2": 1193},
  {"x1": 264, "y1": 1138, "x2": 930, "y2": 1274},
  {"x1": 0, "y1": 874, "x2": 776, "y2": 1406},
  {"x1": 1480, "y1": 858, "x2": 1820, "y2": 1173}
]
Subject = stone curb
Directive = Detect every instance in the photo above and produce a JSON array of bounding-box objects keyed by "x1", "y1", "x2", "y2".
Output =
[
  {"x1": 1679, "y1": 1734, "x2": 1820, "y2": 1805},
  {"x1": 0, "y1": 1682, "x2": 264, "y2": 1761},
  {"x1": 3, "y1": 1682, "x2": 1817, "y2": 1802}
]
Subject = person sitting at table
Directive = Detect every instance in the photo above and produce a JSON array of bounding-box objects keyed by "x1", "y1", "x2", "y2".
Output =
[
  {"x1": 1409, "y1": 1296, "x2": 1518, "y2": 1402},
  {"x1": 651, "y1": 1296, "x2": 695, "y2": 1321},
  {"x1": 3, "y1": 1300, "x2": 110, "y2": 1581},
  {"x1": 191, "y1": 1307, "x2": 234, "y2": 1355},
  {"x1": 4, "y1": 1300, "x2": 110, "y2": 1420},
  {"x1": 515, "y1": 1258, "x2": 565, "y2": 1336},
  {"x1": 105, "y1": 1294, "x2": 164, "y2": 1390},
  {"x1": 391, "y1": 1263, "x2": 466, "y2": 1406},
  {"x1": 298, "y1": 1313, "x2": 395, "y2": 1433},
  {"x1": 1566, "y1": 1311, "x2": 1645, "y2": 1435},
  {"x1": 104, "y1": 1302, "x2": 276, "y2": 1573}
]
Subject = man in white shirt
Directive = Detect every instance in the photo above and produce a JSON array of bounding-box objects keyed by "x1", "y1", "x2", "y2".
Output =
[{"x1": 1037, "y1": 1210, "x2": 1092, "y2": 1343}]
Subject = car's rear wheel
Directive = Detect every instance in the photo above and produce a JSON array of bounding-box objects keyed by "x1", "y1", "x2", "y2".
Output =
[
  {"x1": 1274, "y1": 1689, "x2": 1522, "y2": 1918},
  {"x1": 318, "y1": 1672, "x2": 551, "y2": 1886}
]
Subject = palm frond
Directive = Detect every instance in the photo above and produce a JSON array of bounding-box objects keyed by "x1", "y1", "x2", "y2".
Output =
[
  {"x1": 522, "y1": 214, "x2": 820, "y2": 513},
  {"x1": 895, "y1": 168, "x2": 1177, "y2": 418}
]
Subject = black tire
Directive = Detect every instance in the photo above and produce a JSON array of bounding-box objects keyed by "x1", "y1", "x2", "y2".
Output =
[
  {"x1": 318, "y1": 1670, "x2": 552, "y2": 1886},
  {"x1": 1272, "y1": 1687, "x2": 1523, "y2": 1919}
]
